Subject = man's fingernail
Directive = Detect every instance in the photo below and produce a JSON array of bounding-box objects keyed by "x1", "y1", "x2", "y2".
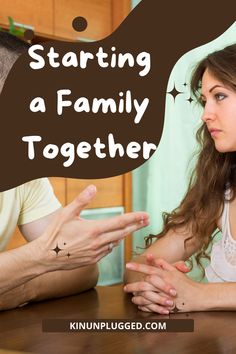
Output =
[
  {"x1": 169, "y1": 289, "x2": 177, "y2": 296},
  {"x1": 140, "y1": 218, "x2": 149, "y2": 225},
  {"x1": 86, "y1": 185, "x2": 96, "y2": 196},
  {"x1": 126, "y1": 263, "x2": 135, "y2": 269}
]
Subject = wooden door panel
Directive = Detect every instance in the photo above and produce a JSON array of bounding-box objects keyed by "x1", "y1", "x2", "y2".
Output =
[{"x1": 66, "y1": 176, "x2": 123, "y2": 208}]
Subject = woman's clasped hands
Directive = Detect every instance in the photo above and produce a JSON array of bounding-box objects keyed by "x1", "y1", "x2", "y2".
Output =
[{"x1": 124, "y1": 255, "x2": 204, "y2": 314}]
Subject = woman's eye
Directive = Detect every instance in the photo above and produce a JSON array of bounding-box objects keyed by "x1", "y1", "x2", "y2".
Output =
[{"x1": 215, "y1": 93, "x2": 227, "y2": 101}]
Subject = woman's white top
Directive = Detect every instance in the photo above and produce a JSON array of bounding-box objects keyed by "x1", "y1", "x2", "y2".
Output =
[{"x1": 205, "y1": 190, "x2": 236, "y2": 282}]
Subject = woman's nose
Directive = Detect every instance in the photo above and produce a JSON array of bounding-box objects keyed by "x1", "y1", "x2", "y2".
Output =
[{"x1": 201, "y1": 103, "x2": 216, "y2": 123}]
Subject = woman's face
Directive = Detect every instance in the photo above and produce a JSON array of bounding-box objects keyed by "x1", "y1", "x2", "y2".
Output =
[{"x1": 201, "y1": 69, "x2": 236, "y2": 152}]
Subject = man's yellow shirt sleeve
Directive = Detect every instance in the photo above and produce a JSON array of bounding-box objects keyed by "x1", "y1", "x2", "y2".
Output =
[{"x1": 18, "y1": 178, "x2": 61, "y2": 225}]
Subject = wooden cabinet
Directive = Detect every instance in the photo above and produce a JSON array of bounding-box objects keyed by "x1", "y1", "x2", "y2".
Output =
[
  {"x1": 0, "y1": 0, "x2": 131, "y2": 40},
  {"x1": 54, "y1": 0, "x2": 112, "y2": 40},
  {"x1": 54, "y1": 0, "x2": 131, "y2": 40},
  {"x1": 0, "y1": 0, "x2": 54, "y2": 35}
]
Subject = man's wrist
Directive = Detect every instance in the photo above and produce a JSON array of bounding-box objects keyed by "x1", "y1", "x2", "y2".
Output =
[
  {"x1": 24, "y1": 235, "x2": 51, "y2": 276},
  {"x1": 20, "y1": 281, "x2": 36, "y2": 305}
]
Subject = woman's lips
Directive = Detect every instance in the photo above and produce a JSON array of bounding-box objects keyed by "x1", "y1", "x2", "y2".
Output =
[{"x1": 209, "y1": 128, "x2": 222, "y2": 137}]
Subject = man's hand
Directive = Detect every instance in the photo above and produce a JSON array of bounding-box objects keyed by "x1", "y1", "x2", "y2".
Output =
[
  {"x1": 38, "y1": 185, "x2": 149, "y2": 272},
  {"x1": 0, "y1": 185, "x2": 148, "y2": 307},
  {"x1": 124, "y1": 256, "x2": 190, "y2": 314}
]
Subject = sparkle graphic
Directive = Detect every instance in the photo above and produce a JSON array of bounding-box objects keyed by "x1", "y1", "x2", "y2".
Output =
[
  {"x1": 52, "y1": 244, "x2": 63, "y2": 255},
  {"x1": 167, "y1": 84, "x2": 183, "y2": 102},
  {"x1": 186, "y1": 96, "x2": 194, "y2": 104},
  {"x1": 171, "y1": 305, "x2": 180, "y2": 313}
]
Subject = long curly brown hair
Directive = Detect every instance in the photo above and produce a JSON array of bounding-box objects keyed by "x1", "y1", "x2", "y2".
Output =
[{"x1": 146, "y1": 44, "x2": 236, "y2": 270}]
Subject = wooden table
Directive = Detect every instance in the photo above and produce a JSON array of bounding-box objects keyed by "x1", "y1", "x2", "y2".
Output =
[{"x1": 0, "y1": 285, "x2": 235, "y2": 354}]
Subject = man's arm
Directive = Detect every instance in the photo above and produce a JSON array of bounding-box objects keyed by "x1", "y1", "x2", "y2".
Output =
[
  {"x1": 0, "y1": 186, "x2": 148, "y2": 309},
  {"x1": 20, "y1": 209, "x2": 99, "y2": 306},
  {"x1": 0, "y1": 208, "x2": 99, "y2": 310},
  {"x1": 0, "y1": 265, "x2": 98, "y2": 311}
]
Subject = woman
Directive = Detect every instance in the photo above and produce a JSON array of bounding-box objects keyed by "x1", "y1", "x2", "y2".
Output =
[{"x1": 124, "y1": 44, "x2": 236, "y2": 314}]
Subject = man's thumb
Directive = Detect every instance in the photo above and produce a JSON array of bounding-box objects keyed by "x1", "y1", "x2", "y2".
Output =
[{"x1": 67, "y1": 185, "x2": 97, "y2": 217}]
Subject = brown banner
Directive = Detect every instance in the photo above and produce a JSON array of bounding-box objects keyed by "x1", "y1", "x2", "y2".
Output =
[
  {"x1": 42, "y1": 319, "x2": 194, "y2": 332},
  {"x1": 1, "y1": 0, "x2": 236, "y2": 190}
]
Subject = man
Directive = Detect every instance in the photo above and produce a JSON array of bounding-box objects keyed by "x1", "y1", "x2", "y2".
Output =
[{"x1": 0, "y1": 32, "x2": 149, "y2": 310}]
